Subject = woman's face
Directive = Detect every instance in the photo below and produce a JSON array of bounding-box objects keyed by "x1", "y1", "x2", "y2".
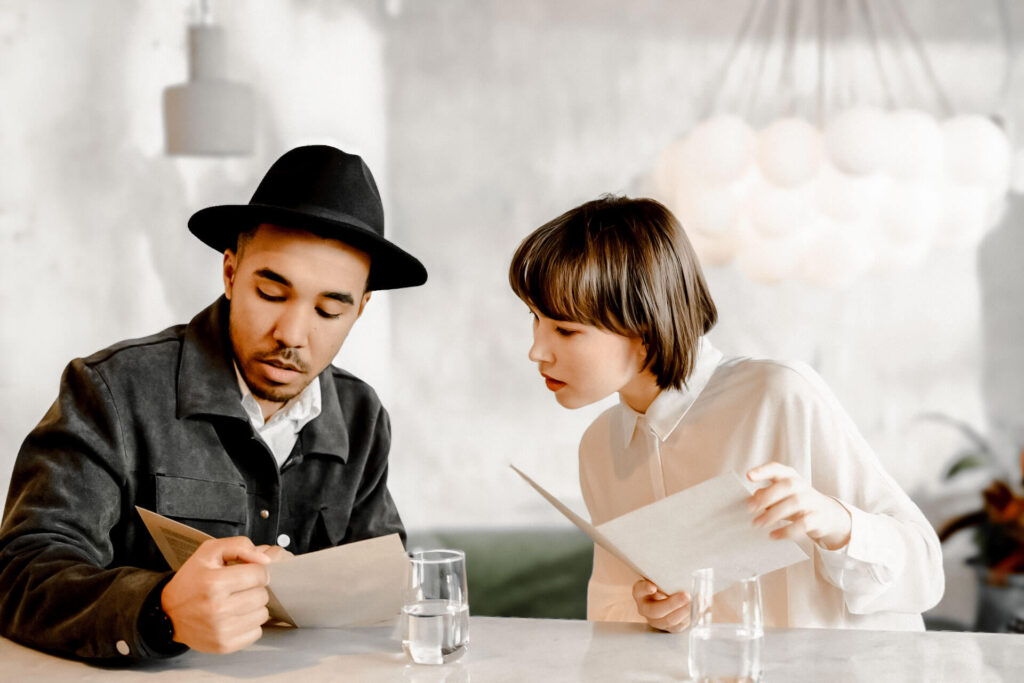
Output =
[{"x1": 527, "y1": 309, "x2": 648, "y2": 409}]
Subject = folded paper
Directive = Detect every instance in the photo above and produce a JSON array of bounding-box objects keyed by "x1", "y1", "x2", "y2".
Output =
[
  {"x1": 137, "y1": 506, "x2": 407, "y2": 627},
  {"x1": 511, "y1": 467, "x2": 808, "y2": 594}
]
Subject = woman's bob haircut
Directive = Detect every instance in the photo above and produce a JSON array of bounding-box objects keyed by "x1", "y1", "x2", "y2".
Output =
[{"x1": 509, "y1": 195, "x2": 717, "y2": 390}]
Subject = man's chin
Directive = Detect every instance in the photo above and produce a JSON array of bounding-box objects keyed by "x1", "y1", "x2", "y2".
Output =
[{"x1": 249, "y1": 381, "x2": 304, "y2": 405}]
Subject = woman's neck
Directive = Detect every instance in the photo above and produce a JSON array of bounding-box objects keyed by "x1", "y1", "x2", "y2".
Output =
[{"x1": 618, "y1": 372, "x2": 662, "y2": 414}]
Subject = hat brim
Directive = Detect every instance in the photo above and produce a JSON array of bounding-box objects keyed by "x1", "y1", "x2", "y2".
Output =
[{"x1": 188, "y1": 204, "x2": 427, "y2": 291}]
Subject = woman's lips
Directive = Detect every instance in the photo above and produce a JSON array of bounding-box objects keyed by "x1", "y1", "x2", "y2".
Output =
[{"x1": 543, "y1": 376, "x2": 566, "y2": 391}]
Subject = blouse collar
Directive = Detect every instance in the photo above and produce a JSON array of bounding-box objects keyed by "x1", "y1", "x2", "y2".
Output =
[{"x1": 618, "y1": 337, "x2": 723, "y2": 448}]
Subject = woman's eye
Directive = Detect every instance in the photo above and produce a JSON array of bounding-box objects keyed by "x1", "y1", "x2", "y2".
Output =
[{"x1": 257, "y1": 289, "x2": 285, "y2": 302}]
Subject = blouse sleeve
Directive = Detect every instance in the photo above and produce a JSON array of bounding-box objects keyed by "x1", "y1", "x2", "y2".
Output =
[{"x1": 781, "y1": 364, "x2": 945, "y2": 615}]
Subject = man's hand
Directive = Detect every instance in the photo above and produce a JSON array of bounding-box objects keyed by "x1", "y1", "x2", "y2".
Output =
[
  {"x1": 632, "y1": 579, "x2": 691, "y2": 633},
  {"x1": 747, "y1": 462, "x2": 852, "y2": 550},
  {"x1": 254, "y1": 545, "x2": 294, "y2": 563},
  {"x1": 161, "y1": 537, "x2": 272, "y2": 654}
]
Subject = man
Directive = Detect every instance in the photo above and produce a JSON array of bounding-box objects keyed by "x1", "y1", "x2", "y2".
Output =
[{"x1": 0, "y1": 145, "x2": 427, "y2": 660}]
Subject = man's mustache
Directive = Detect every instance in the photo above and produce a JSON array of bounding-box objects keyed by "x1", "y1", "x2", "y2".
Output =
[{"x1": 257, "y1": 347, "x2": 309, "y2": 373}]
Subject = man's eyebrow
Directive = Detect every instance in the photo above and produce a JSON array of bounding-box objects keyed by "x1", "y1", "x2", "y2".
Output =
[
  {"x1": 323, "y1": 291, "x2": 355, "y2": 305},
  {"x1": 254, "y1": 268, "x2": 291, "y2": 287}
]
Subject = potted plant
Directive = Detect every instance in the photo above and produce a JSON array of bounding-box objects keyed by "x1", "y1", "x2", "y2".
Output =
[{"x1": 930, "y1": 413, "x2": 1024, "y2": 633}]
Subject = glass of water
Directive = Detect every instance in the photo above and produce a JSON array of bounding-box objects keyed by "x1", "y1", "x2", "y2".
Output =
[
  {"x1": 402, "y1": 549, "x2": 470, "y2": 665},
  {"x1": 688, "y1": 568, "x2": 763, "y2": 683}
]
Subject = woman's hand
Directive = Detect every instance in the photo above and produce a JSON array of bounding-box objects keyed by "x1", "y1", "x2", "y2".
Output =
[
  {"x1": 632, "y1": 579, "x2": 690, "y2": 633},
  {"x1": 746, "y1": 462, "x2": 852, "y2": 550}
]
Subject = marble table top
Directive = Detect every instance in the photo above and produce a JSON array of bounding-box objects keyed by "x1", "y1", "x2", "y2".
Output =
[{"x1": 3, "y1": 616, "x2": 1022, "y2": 681}]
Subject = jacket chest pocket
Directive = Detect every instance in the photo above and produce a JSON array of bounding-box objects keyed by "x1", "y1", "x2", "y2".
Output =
[
  {"x1": 279, "y1": 505, "x2": 351, "y2": 554},
  {"x1": 154, "y1": 474, "x2": 248, "y2": 538}
]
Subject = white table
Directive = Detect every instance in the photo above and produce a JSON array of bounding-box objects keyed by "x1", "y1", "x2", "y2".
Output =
[{"x1": 3, "y1": 617, "x2": 1022, "y2": 681}]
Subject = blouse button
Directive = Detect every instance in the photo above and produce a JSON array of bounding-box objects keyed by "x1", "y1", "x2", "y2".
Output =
[
  {"x1": 277, "y1": 534, "x2": 291, "y2": 548},
  {"x1": 115, "y1": 639, "x2": 130, "y2": 656},
  {"x1": 260, "y1": 509, "x2": 270, "y2": 519}
]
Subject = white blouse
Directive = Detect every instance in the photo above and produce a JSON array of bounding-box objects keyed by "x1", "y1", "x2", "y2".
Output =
[{"x1": 579, "y1": 339, "x2": 944, "y2": 631}]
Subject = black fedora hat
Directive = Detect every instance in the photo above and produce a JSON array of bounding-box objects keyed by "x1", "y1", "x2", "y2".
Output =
[{"x1": 188, "y1": 145, "x2": 427, "y2": 291}]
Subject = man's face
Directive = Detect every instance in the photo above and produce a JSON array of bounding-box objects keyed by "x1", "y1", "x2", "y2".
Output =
[{"x1": 223, "y1": 223, "x2": 371, "y2": 416}]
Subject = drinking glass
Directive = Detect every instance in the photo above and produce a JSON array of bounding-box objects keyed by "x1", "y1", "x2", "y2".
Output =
[
  {"x1": 688, "y1": 568, "x2": 763, "y2": 683},
  {"x1": 402, "y1": 549, "x2": 470, "y2": 665}
]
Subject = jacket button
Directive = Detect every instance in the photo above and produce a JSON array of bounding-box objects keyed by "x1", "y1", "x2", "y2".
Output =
[
  {"x1": 260, "y1": 509, "x2": 270, "y2": 519},
  {"x1": 116, "y1": 639, "x2": 130, "y2": 656},
  {"x1": 276, "y1": 533, "x2": 291, "y2": 548}
]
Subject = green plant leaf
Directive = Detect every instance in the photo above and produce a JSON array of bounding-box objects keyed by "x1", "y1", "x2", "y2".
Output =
[
  {"x1": 916, "y1": 412, "x2": 995, "y2": 459},
  {"x1": 944, "y1": 452, "x2": 990, "y2": 479}
]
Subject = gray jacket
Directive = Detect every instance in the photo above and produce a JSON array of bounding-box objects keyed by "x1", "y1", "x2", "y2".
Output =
[{"x1": 0, "y1": 297, "x2": 404, "y2": 660}]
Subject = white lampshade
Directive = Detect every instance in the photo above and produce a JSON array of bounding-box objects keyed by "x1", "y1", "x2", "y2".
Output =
[
  {"x1": 884, "y1": 109, "x2": 944, "y2": 180},
  {"x1": 684, "y1": 115, "x2": 756, "y2": 186},
  {"x1": 737, "y1": 232, "x2": 804, "y2": 284},
  {"x1": 813, "y1": 163, "x2": 886, "y2": 224},
  {"x1": 937, "y1": 185, "x2": 994, "y2": 247},
  {"x1": 756, "y1": 118, "x2": 823, "y2": 188},
  {"x1": 672, "y1": 183, "x2": 742, "y2": 237},
  {"x1": 879, "y1": 182, "x2": 940, "y2": 246},
  {"x1": 942, "y1": 115, "x2": 1012, "y2": 189},
  {"x1": 825, "y1": 106, "x2": 891, "y2": 176},
  {"x1": 164, "y1": 24, "x2": 254, "y2": 156},
  {"x1": 686, "y1": 227, "x2": 740, "y2": 266},
  {"x1": 651, "y1": 137, "x2": 692, "y2": 201},
  {"x1": 799, "y1": 220, "x2": 873, "y2": 288},
  {"x1": 745, "y1": 182, "x2": 812, "y2": 238}
]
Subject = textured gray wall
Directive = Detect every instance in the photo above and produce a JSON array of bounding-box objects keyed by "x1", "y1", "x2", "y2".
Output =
[{"x1": 2, "y1": 0, "x2": 1023, "y2": 627}]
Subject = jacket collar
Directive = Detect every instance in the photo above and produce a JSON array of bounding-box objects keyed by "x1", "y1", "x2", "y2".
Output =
[
  {"x1": 177, "y1": 297, "x2": 247, "y2": 422},
  {"x1": 296, "y1": 368, "x2": 349, "y2": 463},
  {"x1": 176, "y1": 297, "x2": 349, "y2": 463},
  {"x1": 618, "y1": 337, "x2": 723, "y2": 448}
]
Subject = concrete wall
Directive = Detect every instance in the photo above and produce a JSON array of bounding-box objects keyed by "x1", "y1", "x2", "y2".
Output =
[
  {"x1": 2, "y1": 0, "x2": 1023, "y2": 626},
  {"x1": 0, "y1": 0, "x2": 392, "y2": 499}
]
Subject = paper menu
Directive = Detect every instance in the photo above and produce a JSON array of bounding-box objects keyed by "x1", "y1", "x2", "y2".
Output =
[
  {"x1": 136, "y1": 506, "x2": 408, "y2": 628},
  {"x1": 510, "y1": 467, "x2": 808, "y2": 595}
]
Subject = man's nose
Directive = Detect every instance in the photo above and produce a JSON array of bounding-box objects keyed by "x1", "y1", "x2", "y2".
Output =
[{"x1": 272, "y1": 305, "x2": 311, "y2": 348}]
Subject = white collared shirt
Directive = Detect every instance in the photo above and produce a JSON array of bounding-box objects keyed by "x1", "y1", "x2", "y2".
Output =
[
  {"x1": 579, "y1": 339, "x2": 944, "y2": 630},
  {"x1": 235, "y1": 365, "x2": 322, "y2": 467}
]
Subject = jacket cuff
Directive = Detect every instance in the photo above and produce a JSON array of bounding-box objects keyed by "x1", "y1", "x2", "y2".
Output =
[
  {"x1": 136, "y1": 573, "x2": 189, "y2": 658},
  {"x1": 110, "y1": 569, "x2": 187, "y2": 660}
]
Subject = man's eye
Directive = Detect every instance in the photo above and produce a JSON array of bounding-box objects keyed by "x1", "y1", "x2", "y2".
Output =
[
  {"x1": 257, "y1": 289, "x2": 285, "y2": 302},
  {"x1": 316, "y1": 308, "x2": 342, "y2": 320},
  {"x1": 555, "y1": 327, "x2": 577, "y2": 337}
]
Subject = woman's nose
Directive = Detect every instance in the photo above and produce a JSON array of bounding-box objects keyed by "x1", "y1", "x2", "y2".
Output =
[{"x1": 528, "y1": 329, "x2": 552, "y2": 363}]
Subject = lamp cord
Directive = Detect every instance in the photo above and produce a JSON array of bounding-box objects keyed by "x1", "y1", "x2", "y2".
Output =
[
  {"x1": 743, "y1": 0, "x2": 781, "y2": 122},
  {"x1": 703, "y1": 0, "x2": 762, "y2": 121},
  {"x1": 860, "y1": 0, "x2": 895, "y2": 110},
  {"x1": 994, "y1": 0, "x2": 1013, "y2": 133},
  {"x1": 890, "y1": 0, "x2": 953, "y2": 117}
]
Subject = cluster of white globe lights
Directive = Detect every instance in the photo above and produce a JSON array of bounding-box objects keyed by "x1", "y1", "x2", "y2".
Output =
[{"x1": 651, "y1": 108, "x2": 1014, "y2": 287}]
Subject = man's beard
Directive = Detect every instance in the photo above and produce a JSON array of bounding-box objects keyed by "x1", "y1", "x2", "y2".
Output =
[
  {"x1": 244, "y1": 347, "x2": 312, "y2": 403},
  {"x1": 248, "y1": 380, "x2": 303, "y2": 404}
]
